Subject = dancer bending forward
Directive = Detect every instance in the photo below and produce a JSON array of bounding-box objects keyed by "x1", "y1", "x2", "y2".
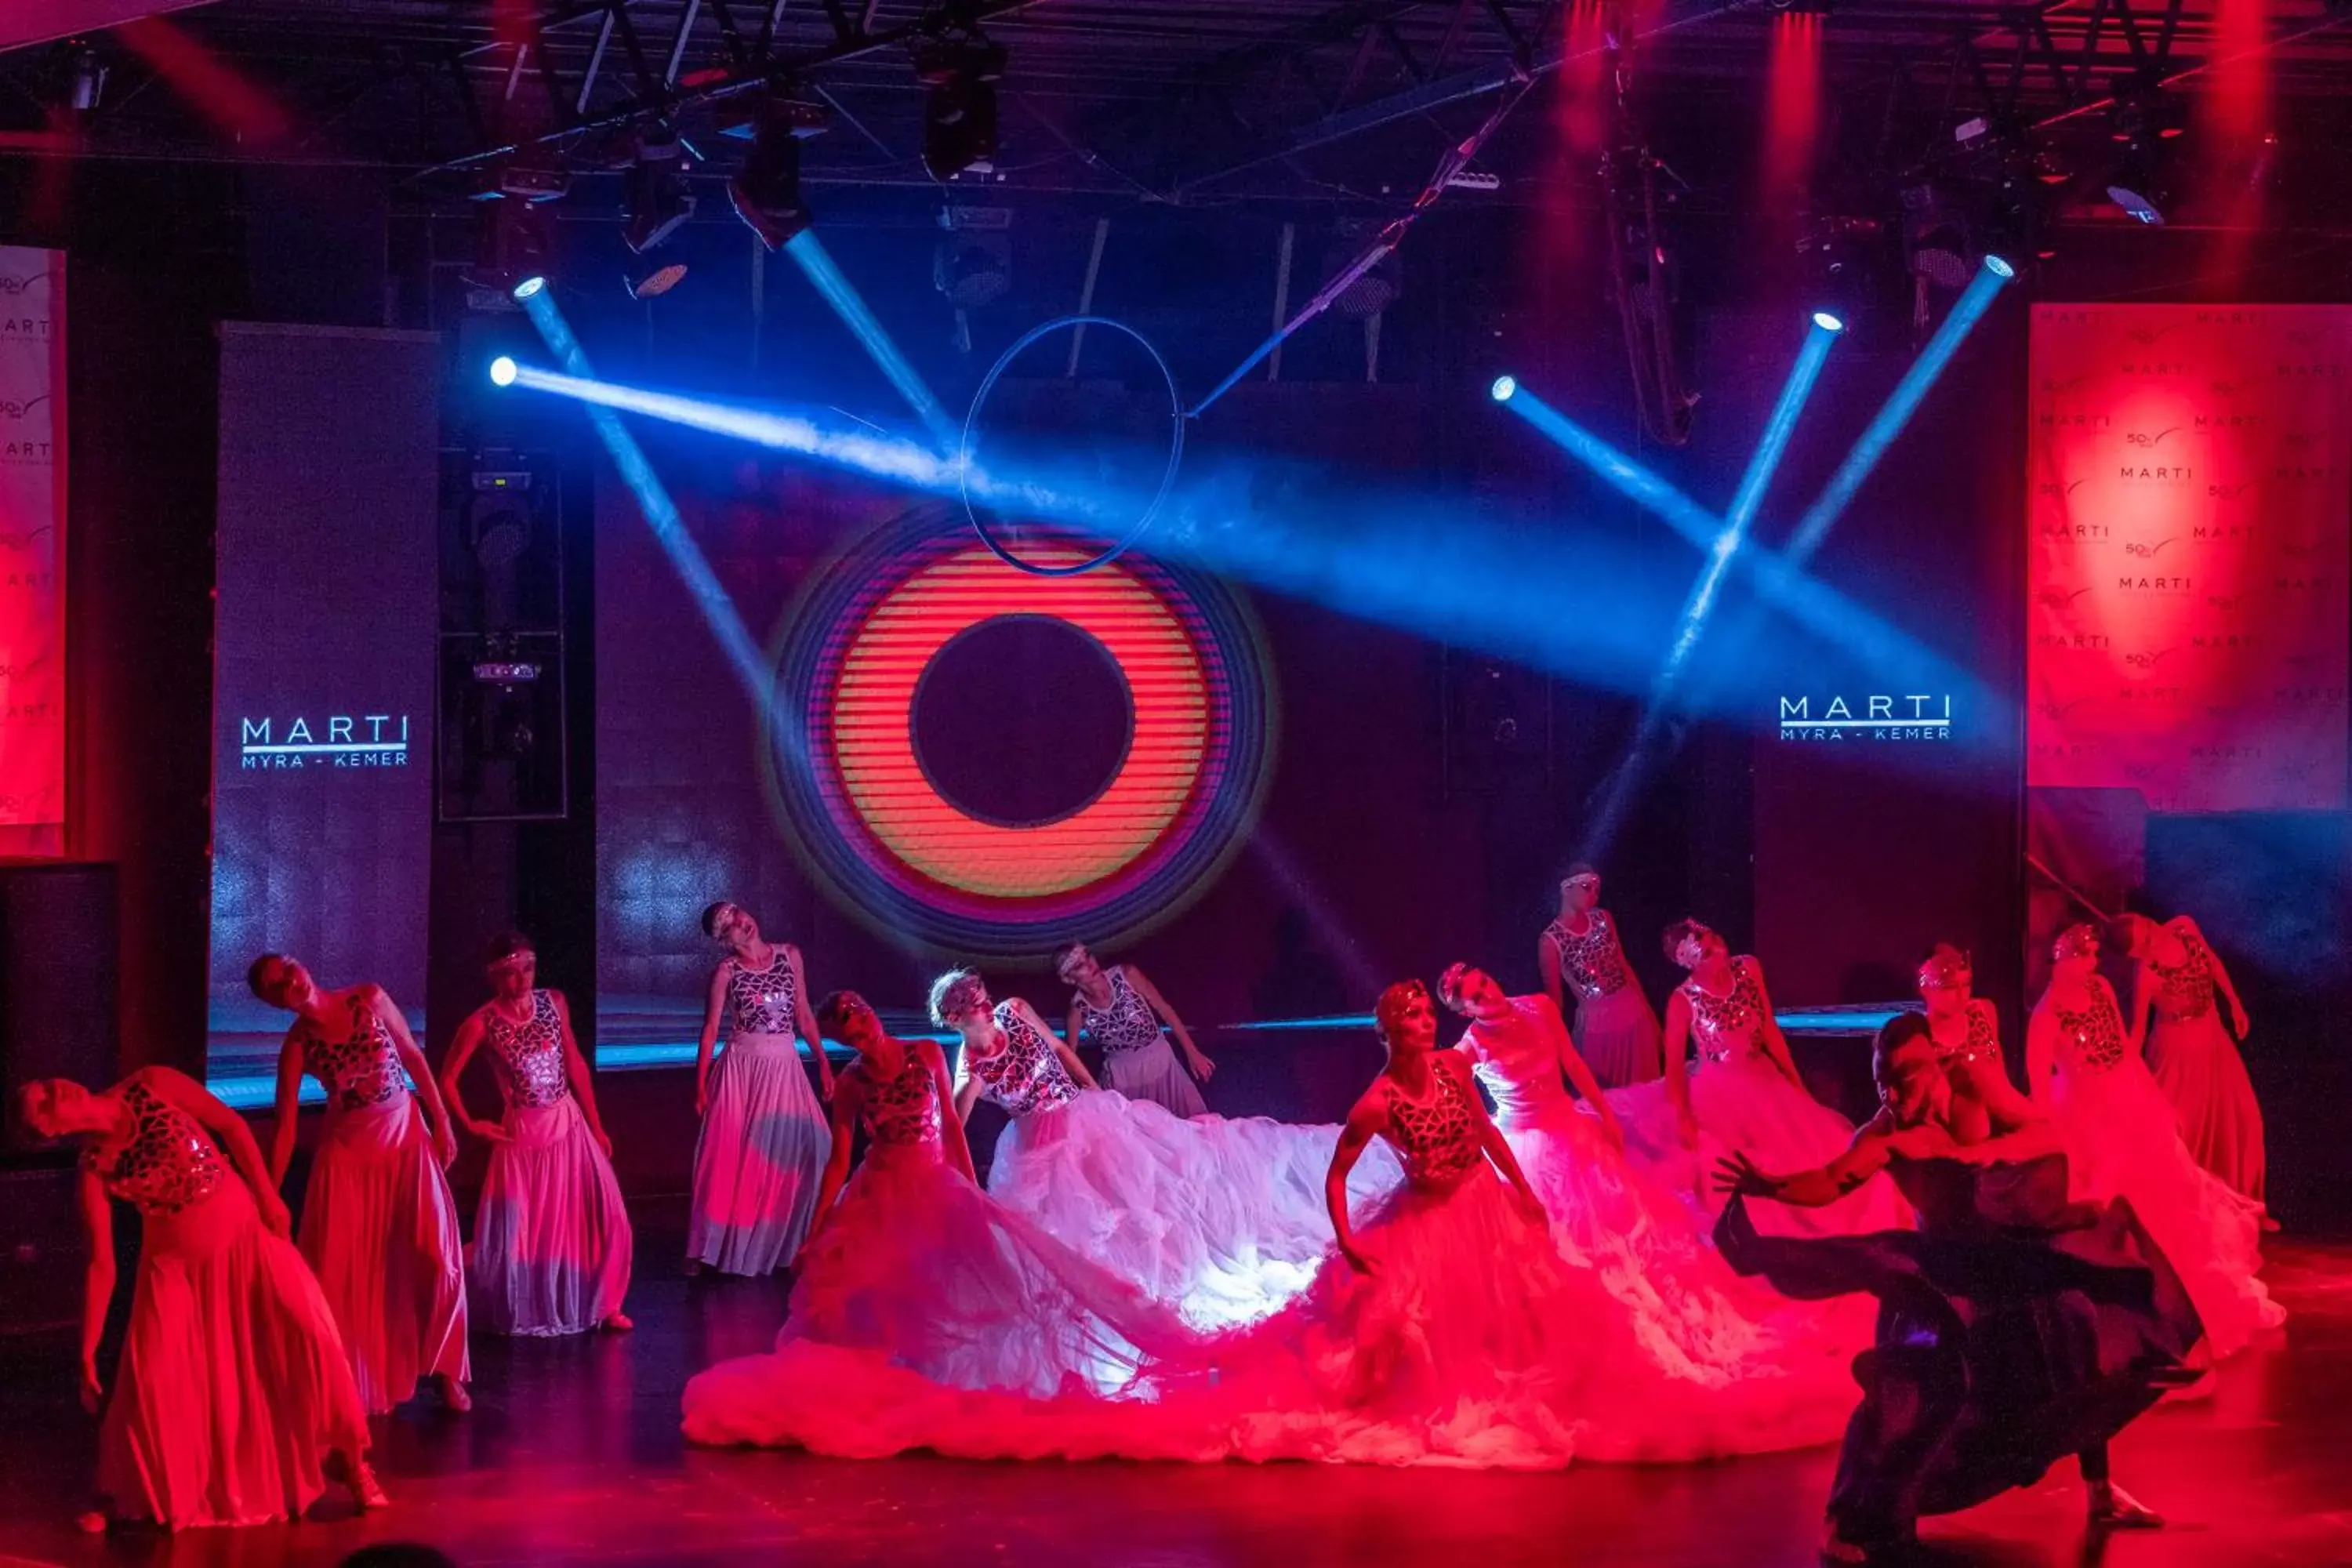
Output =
[
  {"x1": 686, "y1": 981, "x2": 1866, "y2": 1469},
  {"x1": 441, "y1": 934, "x2": 633, "y2": 1338},
  {"x1": 2027, "y1": 924, "x2": 2280, "y2": 1359},
  {"x1": 18, "y1": 1069, "x2": 384, "y2": 1530},
  {"x1": 252, "y1": 956, "x2": 470, "y2": 1414},
  {"x1": 1717, "y1": 1014, "x2": 2201, "y2": 1564},
  {"x1": 938, "y1": 967, "x2": 1399, "y2": 1330},
  {"x1": 687, "y1": 901, "x2": 833, "y2": 1276},
  {"x1": 1611, "y1": 921, "x2": 1906, "y2": 1239}
]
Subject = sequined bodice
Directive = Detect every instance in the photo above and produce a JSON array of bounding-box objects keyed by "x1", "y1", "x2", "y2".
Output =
[
  {"x1": 1932, "y1": 1000, "x2": 2004, "y2": 1073},
  {"x1": 1381, "y1": 1058, "x2": 1483, "y2": 1191},
  {"x1": 1076, "y1": 970, "x2": 1161, "y2": 1056},
  {"x1": 1680, "y1": 960, "x2": 1769, "y2": 1066},
  {"x1": 726, "y1": 949, "x2": 799, "y2": 1035},
  {"x1": 299, "y1": 993, "x2": 405, "y2": 1112},
  {"x1": 1547, "y1": 911, "x2": 1631, "y2": 1001},
  {"x1": 85, "y1": 1081, "x2": 225, "y2": 1218},
  {"x1": 2053, "y1": 987, "x2": 2129, "y2": 1075},
  {"x1": 484, "y1": 991, "x2": 571, "y2": 1110},
  {"x1": 1463, "y1": 998, "x2": 1573, "y2": 1126},
  {"x1": 964, "y1": 1001, "x2": 1083, "y2": 1119},
  {"x1": 2148, "y1": 927, "x2": 2216, "y2": 1022},
  {"x1": 861, "y1": 1051, "x2": 942, "y2": 1149}
]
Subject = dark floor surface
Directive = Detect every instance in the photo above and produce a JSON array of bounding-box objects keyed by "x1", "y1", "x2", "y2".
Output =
[{"x1": 2, "y1": 1216, "x2": 2346, "y2": 1568}]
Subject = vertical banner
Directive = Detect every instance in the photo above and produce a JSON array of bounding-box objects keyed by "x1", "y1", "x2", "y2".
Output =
[
  {"x1": 2028, "y1": 304, "x2": 2352, "y2": 812},
  {"x1": 208, "y1": 325, "x2": 441, "y2": 1095},
  {"x1": 0, "y1": 246, "x2": 65, "y2": 851}
]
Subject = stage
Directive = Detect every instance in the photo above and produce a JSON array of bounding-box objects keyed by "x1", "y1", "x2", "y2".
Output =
[{"x1": 2, "y1": 1210, "x2": 2342, "y2": 1568}]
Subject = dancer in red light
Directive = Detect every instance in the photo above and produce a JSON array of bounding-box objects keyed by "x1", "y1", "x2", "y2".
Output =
[
  {"x1": 1537, "y1": 865, "x2": 1663, "y2": 1088},
  {"x1": 1055, "y1": 941, "x2": 1215, "y2": 1117},
  {"x1": 2115, "y1": 912, "x2": 2268, "y2": 1216}
]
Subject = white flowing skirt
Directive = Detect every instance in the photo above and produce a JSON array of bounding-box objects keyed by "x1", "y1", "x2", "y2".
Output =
[
  {"x1": 687, "y1": 1033, "x2": 831, "y2": 1276},
  {"x1": 470, "y1": 1096, "x2": 633, "y2": 1337}
]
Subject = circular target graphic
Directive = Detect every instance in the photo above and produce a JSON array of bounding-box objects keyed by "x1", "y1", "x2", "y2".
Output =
[{"x1": 765, "y1": 510, "x2": 1273, "y2": 955}]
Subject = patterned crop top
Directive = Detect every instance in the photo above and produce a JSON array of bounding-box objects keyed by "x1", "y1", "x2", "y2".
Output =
[
  {"x1": 1380, "y1": 1058, "x2": 1484, "y2": 1191},
  {"x1": 860, "y1": 1049, "x2": 942, "y2": 1149},
  {"x1": 726, "y1": 947, "x2": 800, "y2": 1036},
  {"x1": 85, "y1": 1080, "x2": 226, "y2": 1218},
  {"x1": 1933, "y1": 1000, "x2": 2004, "y2": 1073},
  {"x1": 960, "y1": 1000, "x2": 1083, "y2": 1120},
  {"x1": 1679, "y1": 958, "x2": 1770, "y2": 1066},
  {"x1": 2052, "y1": 985, "x2": 2130, "y2": 1075},
  {"x1": 1545, "y1": 910, "x2": 1632, "y2": 1002},
  {"x1": 299, "y1": 992, "x2": 406, "y2": 1112},
  {"x1": 2147, "y1": 925, "x2": 2217, "y2": 1023},
  {"x1": 1076, "y1": 969, "x2": 1162, "y2": 1056},
  {"x1": 483, "y1": 990, "x2": 572, "y2": 1110}
]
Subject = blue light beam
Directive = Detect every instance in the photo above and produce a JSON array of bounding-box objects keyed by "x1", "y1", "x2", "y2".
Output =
[
  {"x1": 785, "y1": 230, "x2": 960, "y2": 452},
  {"x1": 1783, "y1": 254, "x2": 2014, "y2": 566}
]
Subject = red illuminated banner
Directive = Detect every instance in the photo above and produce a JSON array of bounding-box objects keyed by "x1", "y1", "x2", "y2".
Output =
[
  {"x1": 0, "y1": 245, "x2": 64, "y2": 849},
  {"x1": 2027, "y1": 303, "x2": 2351, "y2": 813}
]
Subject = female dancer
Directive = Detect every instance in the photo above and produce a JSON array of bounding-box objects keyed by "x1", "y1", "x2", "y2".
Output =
[
  {"x1": 2117, "y1": 913, "x2": 2267, "y2": 1214},
  {"x1": 687, "y1": 900, "x2": 833, "y2": 1276},
  {"x1": 2027, "y1": 923, "x2": 2281, "y2": 1358},
  {"x1": 686, "y1": 982, "x2": 1838, "y2": 1468},
  {"x1": 1438, "y1": 962, "x2": 1867, "y2": 1409},
  {"x1": 1055, "y1": 942, "x2": 1214, "y2": 1117},
  {"x1": 1537, "y1": 866, "x2": 1663, "y2": 1087},
  {"x1": 686, "y1": 993, "x2": 1188, "y2": 1426},
  {"x1": 1913, "y1": 944, "x2": 2038, "y2": 1144},
  {"x1": 1717, "y1": 1016, "x2": 2191, "y2": 1563},
  {"x1": 17, "y1": 1068, "x2": 384, "y2": 1529},
  {"x1": 1611, "y1": 922, "x2": 1905, "y2": 1238},
  {"x1": 440, "y1": 934, "x2": 633, "y2": 1337},
  {"x1": 252, "y1": 955, "x2": 470, "y2": 1414},
  {"x1": 936, "y1": 967, "x2": 1398, "y2": 1330}
]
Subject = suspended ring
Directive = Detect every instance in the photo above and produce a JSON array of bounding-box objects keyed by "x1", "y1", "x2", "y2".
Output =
[{"x1": 960, "y1": 314, "x2": 1188, "y2": 577}]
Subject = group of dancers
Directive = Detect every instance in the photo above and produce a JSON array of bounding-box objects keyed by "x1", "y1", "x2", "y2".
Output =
[{"x1": 13, "y1": 865, "x2": 2284, "y2": 1562}]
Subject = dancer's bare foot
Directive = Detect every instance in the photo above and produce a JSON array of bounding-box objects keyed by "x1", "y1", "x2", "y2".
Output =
[
  {"x1": 599, "y1": 1312, "x2": 634, "y2": 1333},
  {"x1": 436, "y1": 1373, "x2": 472, "y2": 1413},
  {"x1": 2089, "y1": 1483, "x2": 2163, "y2": 1530}
]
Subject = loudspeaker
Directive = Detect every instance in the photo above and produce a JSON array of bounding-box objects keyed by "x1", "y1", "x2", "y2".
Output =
[
  {"x1": 438, "y1": 632, "x2": 569, "y2": 822},
  {"x1": 0, "y1": 862, "x2": 118, "y2": 1107}
]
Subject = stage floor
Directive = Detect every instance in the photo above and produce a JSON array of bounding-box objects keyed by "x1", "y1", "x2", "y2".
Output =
[{"x1": 3, "y1": 1215, "x2": 2347, "y2": 1568}]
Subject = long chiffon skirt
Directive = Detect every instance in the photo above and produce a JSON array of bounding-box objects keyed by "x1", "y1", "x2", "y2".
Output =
[
  {"x1": 2048, "y1": 1058, "x2": 2281, "y2": 1357},
  {"x1": 2146, "y1": 1010, "x2": 2267, "y2": 1210},
  {"x1": 99, "y1": 1181, "x2": 370, "y2": 1529},
  {"x1": 1574, "y1": 985, "x2": 1664, "y2": 1088},
  {"x1": 985, "y1": 1091, "x2": 1403, "y2": 1330},
  {"x1": 1102, "y1": 1036, "x2": 1210, "y2": 1118},
  {"x1": 687, "y1": 1033, "x2": 831, "y2": 1276},
  {"x1": 298, "y1": 1092, "x2": 469, "y2": 1413},
  {"x1": 1610, "y1": 1054, "x2": 1909, "y2": 1240},
  {"x1": 470, "y1": 1097, "x2": 633, "y2": 1337},
  {"x1": 684, "y1": 1170, "x2": 1852, "y2": 1470},
  {"x1": 1498, "y1": 1098, "x2": 1871, "y2": 1434}
]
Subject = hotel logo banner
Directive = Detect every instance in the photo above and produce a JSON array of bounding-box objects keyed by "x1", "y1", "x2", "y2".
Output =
[
  {"x1": 2027, "y1": 303, "x2": 2352, "y2": 812},
  {"x1": 0, "y1": 245, "x2": 63, "y2": 838}
]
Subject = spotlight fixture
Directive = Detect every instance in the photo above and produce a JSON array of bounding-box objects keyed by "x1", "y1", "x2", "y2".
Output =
[
  {"x1": 512, "y1": 275, "x2": 547, "y2": 301},
  {"x1": 1490, "y1": 375, "x2": 1518, "y2": 403},
  {"x1": 1982, "y1": 254, "x2": 2016, "y2": 280},
  {"x1": 2105, "y1": 148, "x2": 2169, "y2": 225},
  {"x1": 622, "y1": 129, "x2": 697, "y2": 255},
  {"x1": 466, "y1": 193, "x2": 555, "y2": 299},
  {"x1": 1811, "y1": 310, "x2": 1846, "y2": 333},
  {"x1": 489, "y1": 356, "x2": 518, "y2": 387},
  {"x1": 728, "y1": 94, "x2": 824, "y2": 249},
  {"x1": 60, "y1": 42, "x2": 107, "y2": 114},
  {"x1": 627, "y1": 262, "x2": 689, "y2": 300},
  {"x1": 913, "y1": 33, "x2": 1007, "y2": 181}
]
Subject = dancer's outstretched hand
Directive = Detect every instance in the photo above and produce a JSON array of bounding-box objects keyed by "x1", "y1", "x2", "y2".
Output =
[{"x1": 1713, "y1": 1150, "x2": 1777, "y2": 1198}]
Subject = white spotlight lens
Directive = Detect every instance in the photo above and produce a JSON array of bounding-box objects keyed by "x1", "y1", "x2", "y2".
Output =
[
  {"x1": 489, "y1": 356, "x2": 518, "y2": 387},
  {"x1": 1984, "y1": 254, "x2": 2016, "y2": 279},
  {"x1": 512, "y1": 275, "x2": 547, "y2": 301},
  {"x1": 1490, "y1": 375, "x2": 1517, "y2": 403},
  {"x1": 1812, "y1": 310, "x2": 1846, "y2": 333}
]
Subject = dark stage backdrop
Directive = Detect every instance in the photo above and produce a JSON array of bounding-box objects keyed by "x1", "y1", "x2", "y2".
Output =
[{"x1": 206, "y1": 325, "x2": 441, "y2": 1092}]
